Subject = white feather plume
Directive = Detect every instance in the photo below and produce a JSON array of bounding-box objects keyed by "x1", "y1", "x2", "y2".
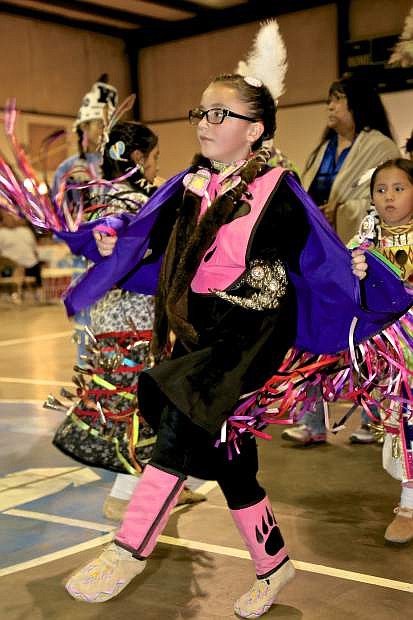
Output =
[
  {"x1": 236, "y1": 20, "x2": 288, "y2": 101},
  {"x1": 236, "y1": 60, "x2": 248, "y2": 75},
  {"x1": 388, "y1": 7, "x2": 413, "y2": 67}
]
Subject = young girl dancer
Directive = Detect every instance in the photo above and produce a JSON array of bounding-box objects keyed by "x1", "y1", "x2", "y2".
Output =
[
  {"x1": 0, "y1": 21, "x2": 410, "y2": 614},
  {"x1": 52, "y1": 121, "x2": 159, "y2": 509},
  {"x1": 63, "y1": 62, "x2": 413, "y2": 617},
  {"x1": 52, "y1": 121, "x2": 204, "y2": 518},
  {"x1": 352, "y1": 158, "x2": 413, "y2": 544},
  {"x1": 64, "y1": 66, "x2": 305, "y2": 616}
]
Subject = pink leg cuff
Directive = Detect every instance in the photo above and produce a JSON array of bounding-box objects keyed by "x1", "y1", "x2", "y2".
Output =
[
  {"x1": 116, "y1": 463, "x2": 186, "y2": 558},
  {"x1": 230, "y1": 496, "x2": 288, "y2": 578}
]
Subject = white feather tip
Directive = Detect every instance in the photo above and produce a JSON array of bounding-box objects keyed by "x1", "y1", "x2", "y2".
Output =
[
  {"x1": 242, "y1": 20, "x2": 288, "y2": 101},
  {"x1": 235, "y1": 60, "x2": 248, "y2": 76}
]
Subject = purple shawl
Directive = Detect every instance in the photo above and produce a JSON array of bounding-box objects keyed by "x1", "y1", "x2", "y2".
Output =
[
  {"x1": 57, "y1": 171, "x2": 413, "y2": 355},
  {"x1": 57, "y1": 168, "x2": 188, "y2": 313}
]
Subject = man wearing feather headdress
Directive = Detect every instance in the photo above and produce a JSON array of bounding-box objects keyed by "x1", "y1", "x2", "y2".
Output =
[
  {"x1": 52, "y1": 74, "x2": 118, "y2": 198},
  {"x1": 51, "y1": 75, "x2": 118, "y2": 364}
]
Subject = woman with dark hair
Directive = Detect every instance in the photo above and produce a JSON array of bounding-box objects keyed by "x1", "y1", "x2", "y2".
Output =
[
  {"x1": 53, "y1": 121, "x2": 205, "y2": 520},
  {"x1": 302, "y1": 74, "x2": 400, "y2": 244}
]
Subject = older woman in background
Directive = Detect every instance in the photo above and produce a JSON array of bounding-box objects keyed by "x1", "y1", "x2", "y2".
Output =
[
  {"x1": 283, "y1": 74, "x2": 400, "y2": 446},
  {"x1": 303, "y1": 74, "x2": 400, "y2": 243}
]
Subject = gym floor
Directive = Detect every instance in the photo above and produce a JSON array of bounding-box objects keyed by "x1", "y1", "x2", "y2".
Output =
[{"x1": 0, "y1": 302, "x2": 411, "y2": 619}]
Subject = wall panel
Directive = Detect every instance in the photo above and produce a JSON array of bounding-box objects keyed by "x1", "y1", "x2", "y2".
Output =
[
  {"x1": 139, "y1": 4, "x2": 338, "y2": 122},
  {"x1": 277, "y1": 4, "x2": 338, "y2": 106},
  {"x1": 139, "y1": 23, "x2": 261, "y2": 122},
  {"x1": 350, "y1": 0, "x2": 412, "y2": 39},
  {"x1": 0, "y1": 14, "x2": 131, "y2": 117},
  {"x1": 1, "y1": 2, "x2": 412, "y2": 186}
]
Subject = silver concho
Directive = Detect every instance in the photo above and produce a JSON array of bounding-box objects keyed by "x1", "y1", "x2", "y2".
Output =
[
  {"x1": 357, "y1": 209, "x2": 379, "y2": 244},
  {"x1": 211, "y1": 258, "x2": 288, "y2": 310}
]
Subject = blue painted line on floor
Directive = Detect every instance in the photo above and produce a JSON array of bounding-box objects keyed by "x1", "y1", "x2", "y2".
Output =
[
  {"x1": 0, "y1": 513, "x2": 102, "y2": 569},
  {"x1": 0, "y1": 401, "x2": 209, "y2": 573},
  {"x1": 0, "y1": 402, "x2": 116, "y2": 568},
  {"x1": 10, "y1": 479, "x2": 114, "y2": 520}
]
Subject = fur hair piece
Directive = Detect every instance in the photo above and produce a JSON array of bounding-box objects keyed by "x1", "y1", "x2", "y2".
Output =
[
  {"x1": 236, "y1": 20, "x2": 288, "y2": 101},
  {"x1": 388, "y1": 7, "x2": 413, "y2": 67}
]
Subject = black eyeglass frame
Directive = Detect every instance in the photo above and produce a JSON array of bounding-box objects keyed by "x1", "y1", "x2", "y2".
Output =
[{"x1": 188, "y1": 107, "x2": 258, "y2": 125}]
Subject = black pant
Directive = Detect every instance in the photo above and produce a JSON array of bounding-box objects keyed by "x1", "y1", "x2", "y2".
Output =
[
  {"x1": 25, "y1": 263, "x2": 42, "y2": 287},
  {"x1": 151, "y1": 404, "x2": 265, "y2": 510}
]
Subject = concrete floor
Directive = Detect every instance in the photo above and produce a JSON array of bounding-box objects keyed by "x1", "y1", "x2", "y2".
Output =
[{"x1": 0, "y1": 301, "x2": 412, "y2": 619}]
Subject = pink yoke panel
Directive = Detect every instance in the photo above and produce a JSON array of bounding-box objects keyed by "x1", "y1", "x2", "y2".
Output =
[
  {"x1": 191, "y1": 167, "x2": 285, "y2": 294},
  {"x1": 116, "y1": 463, "x2": 186, "y2": 557}
]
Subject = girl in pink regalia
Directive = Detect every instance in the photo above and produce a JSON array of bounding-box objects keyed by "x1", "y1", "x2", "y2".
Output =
[
  {"x1": 61, "y1": 24, "x2": 412, "y2": 619},
  {"x1": 65, "y1": 24, "x2": 303, "y2": 617}
]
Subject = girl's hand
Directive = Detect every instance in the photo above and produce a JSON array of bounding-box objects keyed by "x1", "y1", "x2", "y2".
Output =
[
  {"x1": 93, "y1": 230, "x2": 117, "y2": 256},
  {"x1": 351, "y1": 248, "x2": 368, "y2": 280}
]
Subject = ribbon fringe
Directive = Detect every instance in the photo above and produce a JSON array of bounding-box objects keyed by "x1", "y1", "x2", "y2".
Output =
[
  {"x1": 0, "y1": 98, "x2": 142, "y2": 232},
  {"x1": 223, "y1": 310, "x2": 413, "y2": 454}
]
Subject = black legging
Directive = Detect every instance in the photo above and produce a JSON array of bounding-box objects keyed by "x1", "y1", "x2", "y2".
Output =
[
  {"x1": 151, "y1": 404, "x2": 265, "y2": 510},
  {"x1": 25, "y1": 263, "x2": 42, "y2": 288}
]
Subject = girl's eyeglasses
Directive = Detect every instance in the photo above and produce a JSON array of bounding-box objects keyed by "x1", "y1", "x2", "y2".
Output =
[{"x1": 188, "y1": 107, "x2": 257, "y2": 125}]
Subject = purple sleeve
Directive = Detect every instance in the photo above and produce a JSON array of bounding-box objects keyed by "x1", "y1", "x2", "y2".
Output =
[{"x1": 55, "y1": 212, "x2": 134, "y2": 262}]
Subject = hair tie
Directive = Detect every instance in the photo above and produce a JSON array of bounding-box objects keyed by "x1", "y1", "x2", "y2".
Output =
[
  {"x1": 109, "y1": 140, "x2": 128, "y2": 161},
  {"x1": 244, "y1": 76, "x2": 263, "y2": 88}
]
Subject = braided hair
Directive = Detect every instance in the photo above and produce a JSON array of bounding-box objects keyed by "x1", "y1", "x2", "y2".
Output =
[{"x1": 102, "y1": 121, "x2": 158, "y2": 183}]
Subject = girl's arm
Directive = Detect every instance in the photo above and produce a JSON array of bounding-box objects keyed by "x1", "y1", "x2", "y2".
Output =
[{"x1": 56, "y1": 212, "x2": 132, "y2": 263}]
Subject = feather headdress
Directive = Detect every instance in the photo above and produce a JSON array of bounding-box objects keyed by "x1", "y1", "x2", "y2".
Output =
[
  {"x1": 236, "y1": 20, "x2": 288, "y2": 102},
  {"x1": 388, "y1": 6, "x2": 413, "y2": 67},
  {"x1": 98, "y1": 93, "x2": 136, "y2": 154}
]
